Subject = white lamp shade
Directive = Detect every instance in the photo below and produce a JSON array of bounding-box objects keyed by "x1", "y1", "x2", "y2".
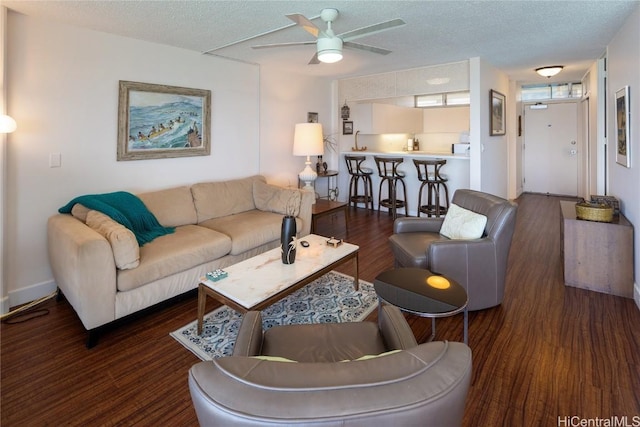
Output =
[
  {"x1": 0, "y1": 115, "x2": 17, "y2": 133},
  {"x1": 293, "y1": 123, "x2": 324, "y2": 156}
]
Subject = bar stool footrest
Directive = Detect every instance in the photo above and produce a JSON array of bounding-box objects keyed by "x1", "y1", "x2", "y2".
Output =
[
  {"x1": 381, "y1": 199, "x2": 407, "y2": 209},
  {"x1": 419, "y1": 205, "x2": 448, "y2": 216}
]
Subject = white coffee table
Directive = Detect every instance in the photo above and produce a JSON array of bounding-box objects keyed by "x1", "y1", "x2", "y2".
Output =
[{"x1": 197, "y1": 234, "x2": 359, "y2": 335}]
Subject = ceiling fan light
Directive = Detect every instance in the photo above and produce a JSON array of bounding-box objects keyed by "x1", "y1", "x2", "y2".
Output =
[
  {"x1": 535, "y1": 65, "x2": 564, "y2": 78},
  {"x1": 318, "y1": 50, "x2": 342, "y2": 63},
  {"x1": 317, "y1": 37, "x2": 343, "y2": 63}
]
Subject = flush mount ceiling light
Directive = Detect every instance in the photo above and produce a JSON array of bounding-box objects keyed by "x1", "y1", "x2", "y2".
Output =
[
  {"x1": 427, "y1": 77, "x2": 450, "y2": 85},
  {"x1": 535, "y1": 65, "x2": 564, "y2": 78}
]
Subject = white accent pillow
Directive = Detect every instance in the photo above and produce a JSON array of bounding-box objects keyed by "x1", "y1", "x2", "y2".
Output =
[
  {"x1": 440, "y1": 203, "x2": 487, "y2": 240},
  {"x1": 86, "y1": 210, "x2": 140, "y2": 269}
]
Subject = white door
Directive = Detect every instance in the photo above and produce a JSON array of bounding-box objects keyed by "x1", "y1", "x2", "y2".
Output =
[{"x1": 523, "y1": 102, "x2": 579, "y2": 196}]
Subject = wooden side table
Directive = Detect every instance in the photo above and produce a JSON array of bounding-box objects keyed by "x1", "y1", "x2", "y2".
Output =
[
  {"x1": 560, "y1": 201, "x2": 634, "y2": 298},
  {"x1": 311, "y1": 199, "x2": 348, "y2": 234}
]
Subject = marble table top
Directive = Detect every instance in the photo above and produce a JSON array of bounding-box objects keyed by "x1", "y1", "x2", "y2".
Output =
[{"x1": 200, "y1": 234, "x2": 359, "y2": 309}]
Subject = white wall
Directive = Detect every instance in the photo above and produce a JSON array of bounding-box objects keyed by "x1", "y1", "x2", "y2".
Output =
[
  {"x1": 258, "y1": 66, "x2": 334, "y2": 188},
  {"x1": 3, "y1": 11, "x2": 326, "y2": 308},
  {"x1": 469, "y1": 57, "x2": 510, "y2": 199},
  {"x1": 1, "y1": 7, "x2": 9, "y2": 313},
  {"x1": 606, "y1": 5, "x2": 640, "y2": 309}
]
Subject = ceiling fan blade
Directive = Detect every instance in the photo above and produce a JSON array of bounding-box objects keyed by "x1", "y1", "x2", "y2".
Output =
[
  {"x1": 203, "y1": 20, "x2": 303, "y2": 54},
  {"x1": 286, "y1": 13, "x2": 323, "y2": 38},
  {"x1": 340, "y1": 18, "x2": 406, "y2": 42},
  {"x1": 343, "y1": 41, "x2": 392, "y2": 56},
  {"x1": 308, "y1": 52, "x2": 320, "y2": 65},
  {"x1": 252, "y1": 41, "x2": 316, "y2": 49}
]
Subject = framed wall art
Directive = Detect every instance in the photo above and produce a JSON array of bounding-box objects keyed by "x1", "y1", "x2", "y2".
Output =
[
  {"x1": 117, "y1": 80, "x2": 211, "y2": 161},
  {"x1": 343, "y1": 120, "x2": 353, "y2": 135},
  {"x1": 615, "y1": 85, "x2": 631, "y2": 168},
  {"x1": 490, "y1": 89, "x2": 506, "y2": 136},
  {"x1": 307, "y1": 112, "x2": 318, "y2": 123}
]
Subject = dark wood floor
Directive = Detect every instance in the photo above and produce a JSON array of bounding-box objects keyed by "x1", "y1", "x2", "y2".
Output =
[{"x1": 2, "y1": 193, "x2": 639, "y2": 426}]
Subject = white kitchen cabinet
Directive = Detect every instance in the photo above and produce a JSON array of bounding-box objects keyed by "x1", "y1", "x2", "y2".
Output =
[{"x1": 352, "y1": 103, "x2": 423, "y2": 134}]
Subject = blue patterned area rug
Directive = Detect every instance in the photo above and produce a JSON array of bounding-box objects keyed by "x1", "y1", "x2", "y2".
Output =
[{"x1": 170, "y1": 271, "x2": 378, "y2": 361}]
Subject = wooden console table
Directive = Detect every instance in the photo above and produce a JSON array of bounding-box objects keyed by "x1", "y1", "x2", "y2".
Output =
[
  {"x1": 560, "y1": 201, "x2": 634, "y2": 298},
  {"x1": 312, "y1": 199, "x2": 348, "y2": 235}
]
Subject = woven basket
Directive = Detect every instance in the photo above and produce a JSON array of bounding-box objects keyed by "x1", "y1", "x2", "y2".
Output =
[
  {"x1": 590, "y1": 195, "x2": 620, "y2": 213},
  {"x1": 575, "y1": 202, "x2": 613, "y2": 222}
]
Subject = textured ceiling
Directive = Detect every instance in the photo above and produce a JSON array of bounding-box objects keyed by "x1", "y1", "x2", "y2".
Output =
[{"x1": 4, "y1": 1, "x2": 639, "y2": 84}]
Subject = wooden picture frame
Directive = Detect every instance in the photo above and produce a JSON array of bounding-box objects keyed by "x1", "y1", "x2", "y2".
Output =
[
  {"x1": 490, "y1": 89, "x2": 506, "y2": 136},
  {"x1": 117, "y1": 80, "x2": 211, "y2": 161},
  {"x1": 615, "y1": 86, "x2": 631, "y2": 168},
  {"x1": 343, "y1": 120, "x2": 353, "y2": 135}
]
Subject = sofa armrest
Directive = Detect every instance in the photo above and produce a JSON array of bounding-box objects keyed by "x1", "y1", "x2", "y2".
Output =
[
  {"x1": 378, "y1": 305, "x2": 418, "y2": 350},
  {"x1": 297, "y1": 190, "x2": 314, "y2": 237},
  {"x1": 428, "y1": 238, "x2": 495, "y2": 274},
  {"x1": 47, "y1": 214, "x2": 117, "y2": 331},
  {"x1": 232, "y1": 311, "x2": 263, "y2": 356},
  {"x1": 189, "y1": 341, "x2": 472, "y2": 426},
  {"x1": 393, "y1": 217, "x2": 444, "y2": 234},
  {"x1": 429, "y1": 238, "x2": 502, "y2": 310}
]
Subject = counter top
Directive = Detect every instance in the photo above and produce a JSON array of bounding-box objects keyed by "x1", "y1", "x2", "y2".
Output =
[{"x1": 341, "y1": 150, "x2": 470, "y2": 160}]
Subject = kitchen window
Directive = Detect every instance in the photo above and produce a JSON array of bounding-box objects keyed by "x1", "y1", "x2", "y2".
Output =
[{"x1": 415, "y1": 91, "x2": 470, "y2": 108}]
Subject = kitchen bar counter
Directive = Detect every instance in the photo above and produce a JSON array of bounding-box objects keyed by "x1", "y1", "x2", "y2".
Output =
[
  {"x1": 340, "y1": 150, "x2": 470, "y2": 161},
  {"x1": 338, "y1": 151, "x2": 470, "y2": 216}
]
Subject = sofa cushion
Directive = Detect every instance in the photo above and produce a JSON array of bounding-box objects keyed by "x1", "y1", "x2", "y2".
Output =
[
  {"x1": 137, "y1": 186, "x2": 197, "y2": 227},
  {"x1": 191, "y1": 176, "x2": 263, "y2": 223},
  {"x1": 253, "y1": 180, "x2": 301, "y2": 217},
  {"x1": 440, "y1": 203, "x2": 487, "y2": 240},
  {"x1": 200, "y1": 210, "x2": 301, "y2": 256},
  {"x1": 86, "y1": 210, "x2": 140, "y2": 270},
  {"x1": 116, "y1": 225, "x2": 231, "y2": 292}
]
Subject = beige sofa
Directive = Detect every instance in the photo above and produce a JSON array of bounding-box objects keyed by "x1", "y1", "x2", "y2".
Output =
[{"x1": 47, "y1": 175, "x2": 313, "y2": 347}]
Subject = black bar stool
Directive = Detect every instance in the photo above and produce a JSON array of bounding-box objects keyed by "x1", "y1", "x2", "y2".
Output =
[
  {"x1": 413, "y1": 159, "x2": 450, "y2": 217},
  {"x1": 374, "y1": 156, "x2": 408, "y2": 220},
  {"x1": 344, "y1": 155, "x2": 374, "y2": 210}
]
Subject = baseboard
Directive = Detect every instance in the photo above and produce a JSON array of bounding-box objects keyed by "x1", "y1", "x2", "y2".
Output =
[
  {"x1": 1, "y1": 295, "x2": 9, "y2": 314},
  {"x1": 8, "y1": 279, "x2": 57, "y2": 309},
  {"x1": 634, "y1": 282, "x2": 640, "y2": 311}
]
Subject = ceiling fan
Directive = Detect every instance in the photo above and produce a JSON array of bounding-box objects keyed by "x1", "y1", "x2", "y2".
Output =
[{"x1": 251, "y1": 9, "x2": 406, "y2": 64}]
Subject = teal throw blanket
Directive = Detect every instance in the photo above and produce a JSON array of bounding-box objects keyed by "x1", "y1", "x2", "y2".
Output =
[{"x1": 59, "y1": 191, "x2": 174, "y2": 246}]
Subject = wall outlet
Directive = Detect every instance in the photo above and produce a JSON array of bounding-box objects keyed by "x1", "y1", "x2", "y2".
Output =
[{"x1": 49, "y1": 153, "x2": 61, "y2": 168}]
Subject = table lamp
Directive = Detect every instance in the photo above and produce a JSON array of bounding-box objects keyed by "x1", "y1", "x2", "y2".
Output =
[
  {"x1": 293, "y1": 123, "x2": 324, "y2": 202},
  {"x1": 0, "y1": 115, "x2": 17, "y2": 133}
]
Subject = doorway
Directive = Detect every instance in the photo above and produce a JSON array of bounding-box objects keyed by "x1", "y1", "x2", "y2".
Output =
[{"x1": 523, "y1": 102, "x2": 579, "y2": 196}]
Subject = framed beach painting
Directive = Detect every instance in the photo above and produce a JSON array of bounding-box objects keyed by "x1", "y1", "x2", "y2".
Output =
[
  {"x1": 615, "y1": 86, "x2": 631, "y2": 168},
  {"x1": 117, "y1": 81, "x2": 211, "y2": 161},
  {"x1": 490, "y1": 89, "x2": 506, "y2": 136}
]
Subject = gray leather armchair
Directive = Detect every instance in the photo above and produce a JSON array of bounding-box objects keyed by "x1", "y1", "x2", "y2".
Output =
[
  {"x1": 389, "y1": 189, "x2": 517, "y2": 311},
  {"x1": 188, "y1": 305, "x2": 472, "y2": 426}
]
